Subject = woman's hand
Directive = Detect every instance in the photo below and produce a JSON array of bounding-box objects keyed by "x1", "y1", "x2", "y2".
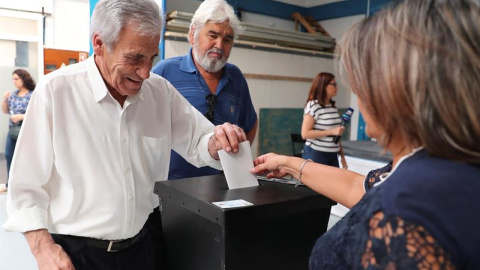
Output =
[
  {"x1": 330, "y1": 126, "x2": 345, "y2": 136},
  {"x1": 2, "y1": 91, "x2": 11, "y2": 114},
  {"x1": 10, "y1": 114, "x2": 24, "y2": 123},
  {"x1": 251, "y1": 153, "x2": 289, "y2": 178},
  {"x1": 3, "y1": 91, "x2": 10, "y2": 101}
]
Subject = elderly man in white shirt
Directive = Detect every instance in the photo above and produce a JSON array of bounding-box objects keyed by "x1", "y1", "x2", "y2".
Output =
[{"x1": 2, "y1": 0, "x2": 247, "y2": 269}]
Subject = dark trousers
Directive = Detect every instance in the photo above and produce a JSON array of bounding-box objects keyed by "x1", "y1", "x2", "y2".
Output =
[
  {"x1": 4, "y1": 130, "x2": 16, "y2": 187},
  {"x1": 52, "y1": 208, "x2": 167, "y2": 270},
  {"x1": 302, "y1": 145, "x2": 340, "y2": 167},
  {"x1": 145, "y1": 206, "x2": 168, "y2": 270}
]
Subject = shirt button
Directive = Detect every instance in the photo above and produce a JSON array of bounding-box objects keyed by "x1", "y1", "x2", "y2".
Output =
[{"x1": 125, "y1": 167, "x2": 131, "y2": 173}]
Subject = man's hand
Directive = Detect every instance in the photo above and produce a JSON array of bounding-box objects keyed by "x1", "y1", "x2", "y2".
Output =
[
  {"x1": 24, "y1": 229, "x2": 75, "y2": 270},
  {"x1": 208, "y1": 123, "x2": 247, "y2": 160}
]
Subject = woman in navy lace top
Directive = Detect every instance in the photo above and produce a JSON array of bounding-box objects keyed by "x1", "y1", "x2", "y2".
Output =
[{"x1": 251, "y1": 0, "x2": 480, "y2": 269}]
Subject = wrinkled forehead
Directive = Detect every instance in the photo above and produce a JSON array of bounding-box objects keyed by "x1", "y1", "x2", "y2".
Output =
[{"x1": 203, "y1": 21, "x2": 234, "y2": 35}]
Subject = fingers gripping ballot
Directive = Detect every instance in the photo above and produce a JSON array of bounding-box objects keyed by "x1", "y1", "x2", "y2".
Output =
[
  {"x1": 209, "y1": 123, "x2": 247, "y2": 159},
  {"x1": 250, "y1": 153, "x2": 288, "y2": 178}
]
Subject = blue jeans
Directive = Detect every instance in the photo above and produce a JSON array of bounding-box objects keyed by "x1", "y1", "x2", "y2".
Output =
[
  {"x1": 5, "y1": 128, "x2": 17, "y2": 187},
  {"x1": 302, "y1": 145, "x2": 339, "y2": 167}
]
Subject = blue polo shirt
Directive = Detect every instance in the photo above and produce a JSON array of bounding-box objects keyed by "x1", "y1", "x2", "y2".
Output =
[{"x1": 152, "y1": 49, "x2": 257, "y2": 180}]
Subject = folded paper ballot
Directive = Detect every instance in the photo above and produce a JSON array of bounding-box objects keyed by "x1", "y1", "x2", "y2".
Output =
[{"x1": 218, "y1": 141, "x2": 259, "y2": 189}]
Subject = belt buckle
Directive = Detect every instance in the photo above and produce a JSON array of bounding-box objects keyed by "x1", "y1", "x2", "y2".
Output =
[{"x1": 107, "y1": 240, "x2": 120, "y2": 252}]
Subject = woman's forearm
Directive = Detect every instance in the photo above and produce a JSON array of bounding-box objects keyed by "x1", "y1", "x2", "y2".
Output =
[
  {"x1": 301, "y1": 129, "x2": 332, "y2": 140},
  {"x1": 1, "y1": 98, "x2": 9, "y2": 114},
  {"x1": 280, "y1": 156, "x2": 365, "y2": 208}
]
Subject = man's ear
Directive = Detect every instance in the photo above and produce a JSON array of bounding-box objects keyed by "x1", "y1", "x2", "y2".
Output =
[
  {"x1": 188, "y1": 27, "x2": 195, "y2": 45},
  {"x1": 92, "y1": 33, "x2": 105, "y2": 56}
]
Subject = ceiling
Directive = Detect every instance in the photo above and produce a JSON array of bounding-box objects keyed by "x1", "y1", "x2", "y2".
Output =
[
  {"x1": 226, "y1": 0, "x2": 395, "y2": 21},
  {"x1": 273, "y1": 0, "x2": 346, "y2": 8}
]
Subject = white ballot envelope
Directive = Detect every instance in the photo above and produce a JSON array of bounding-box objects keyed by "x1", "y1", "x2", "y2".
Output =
[{"x1": 218, "y1": 141, "x2": 259, "y2": 189}]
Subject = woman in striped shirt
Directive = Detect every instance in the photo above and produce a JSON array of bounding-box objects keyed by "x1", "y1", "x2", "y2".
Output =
[{"x1": 301, "y1": 72, "x2": 347, "y2": 169}]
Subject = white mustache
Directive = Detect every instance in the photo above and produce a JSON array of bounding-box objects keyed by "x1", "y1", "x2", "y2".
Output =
[{"x1": 207, "y1": 48, "x2": 224, "y2": 58}]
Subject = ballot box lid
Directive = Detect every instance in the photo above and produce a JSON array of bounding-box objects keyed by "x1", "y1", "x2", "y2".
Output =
[{"x1": 154, "y1": 175, "x2": 335, "y2": 227}]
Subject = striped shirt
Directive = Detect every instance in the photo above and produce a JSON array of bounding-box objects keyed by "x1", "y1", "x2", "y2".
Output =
[{"x1": 304, "y1": 100, "x2": 341, "y2": 153}]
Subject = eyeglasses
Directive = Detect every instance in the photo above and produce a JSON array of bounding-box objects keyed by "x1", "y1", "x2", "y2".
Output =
[
  {"x1": 329, "y1": 82, "x2": 337, "y2": 87},
  {"x1": 205, "y1": 94, "x2": 217, "y2": 123}
]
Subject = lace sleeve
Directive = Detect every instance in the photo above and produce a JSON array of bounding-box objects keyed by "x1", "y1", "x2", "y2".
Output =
[
  {"x1": 364, "y1": 162, "x2": 393, "y2": 191},
  {"x1": 361, "y1": 211, "x2": 455, "y2": 270}
]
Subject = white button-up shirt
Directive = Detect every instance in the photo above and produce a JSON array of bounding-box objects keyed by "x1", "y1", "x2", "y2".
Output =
[{"x1": 3, "y1": 56, "x2": 221, "y2": 240}]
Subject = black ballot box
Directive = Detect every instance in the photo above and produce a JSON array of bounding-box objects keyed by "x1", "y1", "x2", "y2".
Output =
[{"x1": 154, "y1": 175, "x2": 336, "y2": 270}]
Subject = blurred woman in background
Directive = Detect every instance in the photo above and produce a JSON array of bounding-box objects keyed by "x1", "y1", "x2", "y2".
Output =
[
  {"x1": 1, "y1": 69, "x2": 35, "y2": 192},
  {"x1": 301, "y1": 72, "x2": 347, "y2": 169}
]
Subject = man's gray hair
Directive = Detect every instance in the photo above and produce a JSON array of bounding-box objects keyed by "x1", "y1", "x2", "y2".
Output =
[
  {"x1": 90, "y1": 0, "x2": 163, "y2": 52},
  {"x1": 190, "y1": 0, "x2": 240, "y2": 39}
]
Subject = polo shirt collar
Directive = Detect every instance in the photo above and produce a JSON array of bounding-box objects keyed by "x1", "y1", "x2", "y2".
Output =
[{"x1": 180, "y1": 49, "x2": 197, "y2": 73}]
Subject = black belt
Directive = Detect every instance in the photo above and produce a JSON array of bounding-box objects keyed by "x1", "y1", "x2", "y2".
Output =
[{"x1": 54, "y1": 230, "x2": 144, "y2": 252}]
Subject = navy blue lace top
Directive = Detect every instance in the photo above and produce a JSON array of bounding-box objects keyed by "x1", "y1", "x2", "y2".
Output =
[{"x1": 310, "y1": 149, "x2": 480, "y2": 269}]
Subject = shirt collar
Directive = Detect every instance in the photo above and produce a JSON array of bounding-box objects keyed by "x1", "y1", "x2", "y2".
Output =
[
  {"x1": 180, "y1": 48, "x2": 197, "y2": 74},
  {"x1": 86, "y1": 55, "x2": 144, "y2": 103},
  {"x1": 373, "y1": 147, "x2": 424, "y2": 187}
]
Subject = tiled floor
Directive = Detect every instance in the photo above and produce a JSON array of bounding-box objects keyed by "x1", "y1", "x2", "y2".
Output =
[{"x1": 0, "y1": 156, "x2": 38, "y2": 270}]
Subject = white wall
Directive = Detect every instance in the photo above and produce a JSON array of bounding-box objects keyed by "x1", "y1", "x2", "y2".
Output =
[
  {"x1": 0, "y1": 0, "x2": 90, "y2": 52},
  {"x1": 319, "y1": 14, "x2": 365, "y2": 42},
  {"x1": 166, "y1": 0, "x2": 201, "y2": 14},
  {"x1": 49, "y1": 0, "x2": 90, "y2": 52},
  {"x1": 241, "y1": 11, "x2": 296, "y2": 31},
  {"x1": 319, "y1": 14, "x2": 365, "y2": 140}
]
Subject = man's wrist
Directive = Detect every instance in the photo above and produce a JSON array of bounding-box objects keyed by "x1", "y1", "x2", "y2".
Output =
[{"x1": 24, "y1": 229, "x2": 54, "y2": 255}]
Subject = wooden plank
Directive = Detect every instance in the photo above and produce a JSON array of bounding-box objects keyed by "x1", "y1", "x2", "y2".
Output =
[
  {"x1": 291, "y1": 12, "x2": 319, "y2": 35},
  {"x1": 243, "y1": 73, "x2": 312, "y2": 82},
  {"x1": 306, "y1": 16, "x2": 331, "y2": 37}
]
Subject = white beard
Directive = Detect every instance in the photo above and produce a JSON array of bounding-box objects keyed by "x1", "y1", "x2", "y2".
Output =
[{"x1": 193, "y1": 46, "x2": 228, "y2": 73}]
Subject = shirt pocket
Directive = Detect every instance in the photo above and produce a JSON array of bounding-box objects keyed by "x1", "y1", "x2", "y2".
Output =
[
  {"x1": 216, "y1": 97, "x2": 241, "y2": 124},
  {"x1": 141, "y1": 136, "x2": 168, "y2": 182}
]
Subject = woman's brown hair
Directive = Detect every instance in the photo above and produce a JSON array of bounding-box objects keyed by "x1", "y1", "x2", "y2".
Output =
[
  {"x1": 337, "y1": 0, "x2": 480, "y2": 163},
  {"x1": 13, "y1": 69, "x2": 36, "y2": 91},
  {"x1": 305, "y1": 72, "x2": 336, "y2": 108}
]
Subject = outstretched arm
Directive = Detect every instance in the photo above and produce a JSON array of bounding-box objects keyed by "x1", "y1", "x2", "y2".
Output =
[{"x1": 251, "y1": 153, "x2": 365, "y2": 208}]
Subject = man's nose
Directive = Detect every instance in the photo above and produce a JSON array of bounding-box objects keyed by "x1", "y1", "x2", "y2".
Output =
[
  {"x1": 214, "y1": 38, "x2": 225, "y2": 50},
  {"x1": 137, "y1": 62, "x2": 151, "y2": 79}
]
